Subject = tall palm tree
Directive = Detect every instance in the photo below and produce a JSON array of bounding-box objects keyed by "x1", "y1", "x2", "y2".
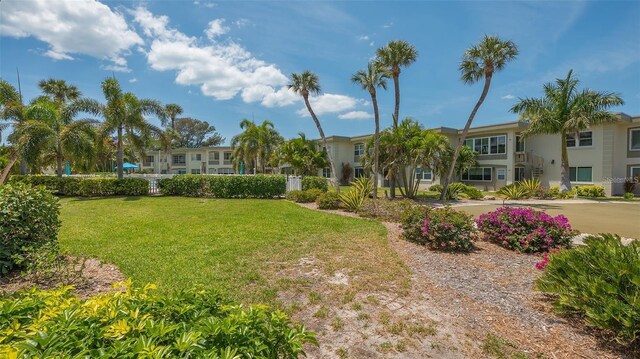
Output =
[
  {"x1": 352, "y1": 61, "x2": 389, "y2": 199},
  {"x1": 288, "y1": 71, "x2": 339, "y2": 191},
  {"x1": 164, "y1": 103, "x2": 183, "y2": 131},
  {"x1": 24, "y1": 98, "x2": 97, "y2": 176},
  {"x1": 38, "y1": 78, "x2": 81, "y2": 104},
  {"x1": 441, "y1": 35, "x2": 518, "y2": 200},
  {"x1": 0, "y1": 80, "x2": 28, "y2": 183},
  {"x1": 70, "y1": 78, "x2": 166, "y2": 179},
  {"x1": 511, "y1": 70, "x2": 623, "y2": 191}
]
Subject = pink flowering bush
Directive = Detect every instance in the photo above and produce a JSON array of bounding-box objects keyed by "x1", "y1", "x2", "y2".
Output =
[
  {"x1": 400, "y1": 206, "x2": 475, "y2": 252},
  {"x1": 476, "y1": 206, "x2": 575, "y2": 253}
]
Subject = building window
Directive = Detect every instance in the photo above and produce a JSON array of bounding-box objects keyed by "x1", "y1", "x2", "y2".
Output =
[
  {"x1": 497, "y1": 168, "x2": 506, "y2": 181},
  {"x1": 172, "y1": 154, "x2": 186, "y2": 165},
  {"x1": 462, "y1": 167, "x2": 492, "y2": 181},
  {"x1": 143, "y1": 155, "x2": 154, "y2": 166},
  {"x1": 174, "y1": 169, "x2": 186, "y2": 175},
  {"x1": 630, "y1": 128, "x2": 640, "y2": 151},
  {"x1": 630, "y1": 167, "x2": 640, "y2": 181},
  {"x1": 218, "y1": 168, "x2": 234, "y2": 174},
  {"x1": 515, "y1": 135, "x2": 525, "y2": 153},
  {"x1": 566, "y1": 131, "x2": 592, "y2": 147},
  {"x1": 223, "y1": 152, "x2": 232, "y2": 165},
  {"x1": 208, "y1": 168, "x2": 217, "y2": 174},
  {"x1": 191, "y1": 169, "x2": 201, "y2": 174},
  {"x1": 191, "y1": 153, "x2": 202, "y2": 161},
  {"x1": 208, "y1": 151, "x2": 220, "y2": 164},
  {"x1": 322, "y1": 168, "x2": 331, "y2": 178},
  {"x1": 569, "y1": 166, "x2": 592, "y2": 182},
  {"x1": 415, "y1": 168, "x2": 432, "y2": 181},
  {"x1": 354, "y1": 143, "x2": 365, "y2": 160},
  {"x1": 463, "y1": 135, "x2": 506, "y2": 155},
  {"x1": 354, "y1": 167, "x2": 365, "y2": 178}
]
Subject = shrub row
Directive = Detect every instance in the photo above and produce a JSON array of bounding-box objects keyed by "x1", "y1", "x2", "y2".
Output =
[
  {"x1": 0, "y1": 183, "x2": 60, "y2": 276},
  {"x1": 575, "y1": 185, "x2": 606, "y2": 198},
  {"x1": 0, "y1": 282, "x2": 317, "y2": 357},
  {"x1": 400, "y1": 206, "x2": 476, "y2": 252},
  {"x1": 159, "y1": 175, "x2": 285, "y2": 198},
  {"x1": 9, "y1": 175, "x2": 149, "y2": 196},
  {"x1": 301, "y1": 176, "x2": 328, "y2": 192}
]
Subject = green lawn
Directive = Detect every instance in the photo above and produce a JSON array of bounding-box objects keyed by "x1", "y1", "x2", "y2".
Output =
[{"x1": 59, "y1": 197, "x2": 408, "y2": 305}]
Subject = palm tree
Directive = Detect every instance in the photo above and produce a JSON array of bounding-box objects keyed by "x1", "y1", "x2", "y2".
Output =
[
  {"x1": 231, "y1": 119, "x2": 283, "y2": 174},
  {"x1": 0, "y1": 80, "x2": 28, "y2": 183},
  {"x1": 38, "y1": 78, "x2": 81, "y2": 104},
  {"x1": 70, "y1": 78, "x2": 166, "y2": 179},
  {"x1": 274, "y1": 133, "x2": 328, "y2": 176},
  {"x1": 511, "y1": 69, "x2": 623, "y2": 191},
  {"x1": 288, "y1": 71, "x2": 339, "y2": 191},
  {"x1": 164, "y1": 103, "x2": 183, "y2": 132},
  {"x1": 441, "y1": 35, "x2": 518, "y2": 200},
  {"x1": 352, "y1": 61, "x2": 389, "y2": 199},
  {"x1": 24, "y1": 98, "x2": 97, "y2": 176}
]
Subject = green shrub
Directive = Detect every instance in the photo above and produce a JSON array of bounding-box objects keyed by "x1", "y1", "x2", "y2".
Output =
[
  {"x1": 60, "y1": 177, "x2": 82, "y2": 196},
  {"x1": 463, "y1": 186, "x2": 484, "y2": 200},
  {"x1": 0, "y1": 183, "x2": 60, "y2": 275},
  {"x1": 286, "y1": 189, "x2": 323, "y2": 203},
  {"x1": 316, "y1": 192, "x2": 341, "y2": 209},
  {"x1": 0, "y1": 282, "x2": 317, "y2": 357},
  {"x1": 339, "y1": 177, "x2": 373, "y2": 212},
  {"x1": 575, "y1": 185, "x2": 605, "y2": 198},
  {"x1": 549, "y1": 186, "x2": 576, "y2": 199},
  {"x1": 358, "y1": 199, "x2": 414, "y2": 222},
  {"x1": 429, "y1": 184, "x2": 443, "y2": 193},
  {"x1": 78, "y1": 178, "x2": 116, "y2": 196},
  {"x1": 159, "y1": 175, "x2": 286, "y2": 198},
  {"x1": 9, "y1": 176, "x2": 148, "y2": 197},
  {"x1": 624, "y1": 192, "x2": 635, "y2": 200},
  {"x1": 498, "y1": 184, "x2": 529, "y2": 199},
  {"x1": 536, "y1": 234, "x2": 640, "y2": 343},
  {"x1": 400, "y1": 206, "x2": 475, "y2": 251},
  {"x1": 114, "y1": 178, "x2": 149, "y2": 196},
  {"x1": 446, "y1": 182, "x2": 467, "y2": 200},
  {"x1": 302, "y1": 176, "x2": 328, "y2": 192}
]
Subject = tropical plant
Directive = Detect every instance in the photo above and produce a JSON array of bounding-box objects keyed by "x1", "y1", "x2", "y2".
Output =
[
  {"x1": 497, "y1": 184, "x2": 529, "y2": 199},
  {"x1": 536, "y1": 233, "x2": 639, "y2": 343},
  {"x1": 375, "y1": 40, "x2": 418, "y2": 198},
  {"x1": 339, "y1": 176, "x2": 374, "y2": 212},
  {"x1": 441, "y1": 35, "x2": 518, "y2": 200},
  {"x1": 352, "y1": 61, "x2": 389, "y2": 198},
  {"x1": 519, "y1": 178, "x2": 541, "y2": 197},
  {"x1": 69, "y1": 78, "x2": 166, "y2": 179},
  {"x1": 511, "y1": 70, "x2": 623, "y2": 192},
  {"x1": 164, "y1": 103, "x2": 183, "y2": 131},
  {"x1": 231, "y1": 119, "x2": 283, "y2": 174},
  {"x1": 0, "y1": 80, "x2": 30, "y2": 183},
  {"x1": 272, "y1": 133, "x2": 328, "y2": 175},
  {"x1": 38, "y1": 78, "x2": 81, "y2": 104},
  {"x1": 289, "y1": 71, "x2": 339, "y2": 191}
]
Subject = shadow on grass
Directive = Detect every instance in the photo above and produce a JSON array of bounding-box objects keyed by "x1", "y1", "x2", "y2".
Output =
[{"x1": 69, "y1": 196, "x2": 143, "y2": 202}]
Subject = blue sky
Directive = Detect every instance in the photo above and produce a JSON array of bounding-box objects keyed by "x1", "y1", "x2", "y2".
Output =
[{"x1": 1, "y1": 0, "x2": 639, "y2": 144}]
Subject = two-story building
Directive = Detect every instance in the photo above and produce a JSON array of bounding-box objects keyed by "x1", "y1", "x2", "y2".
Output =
[{"x1": 140, "y1": 146, "x2": 236, "y2": 175}]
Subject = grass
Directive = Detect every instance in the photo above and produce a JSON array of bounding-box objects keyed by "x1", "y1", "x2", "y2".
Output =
[
  {"x1": 456, "y1": 202, "x2": 640, "y2": 238},
  {"x1": 58, "y1": 196, "x2": 409, "y2": 305}
]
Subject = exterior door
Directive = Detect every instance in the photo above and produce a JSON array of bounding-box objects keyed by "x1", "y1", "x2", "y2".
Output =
[{"x1": 514, "y1": 167, "x2": 525, "y2": 182}]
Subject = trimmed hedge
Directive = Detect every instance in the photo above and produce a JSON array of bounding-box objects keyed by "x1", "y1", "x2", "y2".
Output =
[
  {"x1": 575, "y1": 185, "x2": 606, "y2": 198},
  {"x1": 0, "y1": 183, "x2": 60, "y2": 275},
  {"x1": 316, "y1": 192, "x2": 341, "y2": 209},
  {"x1": 286, "y1": 189, "x2": 323, "y2": 203},
  {"x1": 9, "y1": 176, "x2": 149, "y2": 197},
  {"x1": 159, "y1": 175, "x2": 286, "y2": 198},
  {"x1": 302, "y1": 176, "x2": 328, "y2": 192}
]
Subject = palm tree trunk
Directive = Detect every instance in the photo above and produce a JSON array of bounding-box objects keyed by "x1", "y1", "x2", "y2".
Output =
[
  {"x1": 304, "y1": 96, "x2": 340, "y2": 192},
  {"x1": 117, "y1": 125, "x2": 124, "y2": 179},
  {"x1": 56, "y1": 142, "x2": 63, "y2": 177},
  {"x1": 390, "y1": 74, "x2": 401, "y2": 199},
  {"x1": 0, "y1": 148, "x2": 19, "y2": 184},
  {"x1": 441, "y1": 72, "x2": 494, "y2": 201},
  {"x1": 371, "y1": 89, "x2": 380, "y2": 199},
  {"x1": 560, "y1": 132, "x2": 571, "y2": 192}
]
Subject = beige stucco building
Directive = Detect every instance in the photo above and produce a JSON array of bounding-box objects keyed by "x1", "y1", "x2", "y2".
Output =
[{"x1": 139, "y1": 113, "x2": 640, "y2": 196}]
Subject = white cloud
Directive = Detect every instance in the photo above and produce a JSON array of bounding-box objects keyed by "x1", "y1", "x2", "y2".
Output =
[
  {"x1": 205, "y1": 19, "x2": 229, "y2": 40},
  {"x1": 129, "y1": 78, "x2": 138, "y2": 83},
  {"x1": 193, "y1": 1, "x2": 216, "y2": 8},
  {"x1": 383, "y1": 22, "x2": 393, "y2": 28},
  {"x1": 501, "y1": 94, "x2": 516, "y2": 100},
  {"x1": 369, "y1": 41, "x2": 375, "y2": 47},
  {"x1": 338, "y1": 111, "x2": 373, "y2": 120},
  {"x1": 234, "y1": 19, "x2": 252, "y2": 28},
  {"x1": 0, "y1": 0, "x2": 142, "y2": 71},
  {"x1": 357, "y1": 35, "x2": 369, "y2": 41},
  {"x1": 297, "y1": 94, "x2": 359, "y2": 117},
  {"x1": 132, "y1": 7, "x2": 289, "y2": 103}
]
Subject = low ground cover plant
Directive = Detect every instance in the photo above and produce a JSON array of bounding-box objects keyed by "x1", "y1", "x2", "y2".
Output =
[
  {"x1": 476, "y1": 206, "x2": 575, "y2": 253},
  {"x1": 0, "y1": 183, "x2": 60, "y2": 275},
  {"x1": 401, "y1": 206, "x2": 476, "y2": 251},
  {"x1": 316, "y1": 191, "x2": 341, "y2": 209},
  {"x1": 301, "y1": 176, "x2": 328, "y2": 192},
  {"x1": 0, "y1": 282, "x2": 317, "y2": 357},
  {"x1": 159, "y1": 175, "x2": 285, "y2": 198},
  {"x1": 286, "y1": 189, "x2": 323, "y2": 203},
  {"x1": 358, "y1": 199, "x2": 414, "y2": 222},
  {"x1": 430, "y1": 182, "x2": 482, "y2": 200},
  {"x1": 536, "y1": 234, "x2": 639, "y2": 344}
]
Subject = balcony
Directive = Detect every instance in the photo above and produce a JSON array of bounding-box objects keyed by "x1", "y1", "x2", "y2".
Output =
[
  {"x1": 208, "y1": 160, "x2": 219, "y2": 165},
  {"x1": 223, "y1": 160, "x2": 232, "y2": 165}
]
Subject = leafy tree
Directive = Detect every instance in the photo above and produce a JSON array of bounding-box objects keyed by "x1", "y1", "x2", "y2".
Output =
[
  {"x1": 289, "y1": 71, "x2": 339, "y2": 191},
  {"x1": 231, "y1": 119, "x2": 283, "y2": 174},
  {"x1": 69, "y1": 78, "x2": 166, "y2": 179},
  {"x1": 173, "y1": 117, "x2": 224, "y2": 149},
  {"x1": 511, "y1": 70, "x2": 623, "y2": 191},
  {"x1": 273, "y1": 133, "x2": 328, "y2": 176},
  {"x1": 441, "y1": 35, "x2": 518, "y2": 200},
  {"x1": 352, "y1": 61, "x2": 389, "y2": 198}
]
